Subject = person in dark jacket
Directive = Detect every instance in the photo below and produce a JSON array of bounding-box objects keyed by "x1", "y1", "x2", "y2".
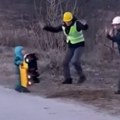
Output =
[
  {"x1": 43, "y1": 11, "x2": 88, "y2": 84},
  {"x1": 106, "y1": 16, "x2": 120, "y2": 94}
]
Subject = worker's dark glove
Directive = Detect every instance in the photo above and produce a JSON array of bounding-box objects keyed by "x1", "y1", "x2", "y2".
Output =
[
  {"x1": 79, "y1": 19, "x2": 87, "y2": 25},
  {"x1": 43, "y1": 26, "x2": 48, "y2": 30}
]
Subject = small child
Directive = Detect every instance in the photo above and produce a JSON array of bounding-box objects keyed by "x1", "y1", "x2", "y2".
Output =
[
  {"x1": 14, "y1": 46, "x2": 30, "y2": 93},
  {"x1": 106, "y1": 16, "x2": 120, "y2": 94}
]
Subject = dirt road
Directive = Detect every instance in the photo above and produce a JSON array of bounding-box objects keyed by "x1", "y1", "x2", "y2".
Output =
[{"x1": 0, "y1": 86, "x2": 120, "y2": 120}]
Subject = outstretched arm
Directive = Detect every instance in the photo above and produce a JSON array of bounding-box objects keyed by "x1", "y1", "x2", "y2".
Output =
[
  {"x1": 106, "y1": 29, "x2": 117, "y2": 42},
  {"x1": 43, "y1": 25, "x2": 63, "y2": 33},
  {"x1": 14, "y1": 57, "x2": 23, "y2": 66},
  {"x1": 76, "y1": 20, "x2": 88, "y2": 31}
]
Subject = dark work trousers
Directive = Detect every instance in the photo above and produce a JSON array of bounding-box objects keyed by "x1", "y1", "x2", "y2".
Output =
[{"x1": 63, "y1": 46, "x2": 84, "y2": 80}]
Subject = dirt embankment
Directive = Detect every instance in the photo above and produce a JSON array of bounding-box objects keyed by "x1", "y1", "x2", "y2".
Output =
[{"x1": 1, "y1": 0, "x2": 120, "y2": 116}]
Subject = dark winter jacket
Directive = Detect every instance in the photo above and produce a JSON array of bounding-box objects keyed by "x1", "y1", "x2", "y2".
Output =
[
  {"x1": 107, "y1": 29, "x2": 120, "y2": 52},
  {"x1": 14, "y1": 46, "x2": 24, "y2": 66}
]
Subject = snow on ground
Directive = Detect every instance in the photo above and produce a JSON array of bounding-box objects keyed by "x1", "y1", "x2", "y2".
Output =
[{"x1": 0, "y1": 86, "x2": 119, "y2": 120}]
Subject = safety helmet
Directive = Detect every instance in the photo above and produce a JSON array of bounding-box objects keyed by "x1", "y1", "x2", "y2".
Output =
[
  {"x1": 63, "y1": 12, "x2": 73, "y2": 22},
  {"x1": 112, "y1": 16, "x2": 120, "y2": 25}
]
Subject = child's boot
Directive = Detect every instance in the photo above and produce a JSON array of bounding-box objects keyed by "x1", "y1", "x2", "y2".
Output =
[
  {"x1": 15, "y1": 85, "x2": 22, "y2": 92},
  {"x1": 21, "y1": 87, "x2": 30, "y2": 93}
]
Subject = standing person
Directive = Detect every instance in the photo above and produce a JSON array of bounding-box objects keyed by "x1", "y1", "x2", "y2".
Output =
[
  {"x1": 105, "y1": 16, "x2": 120, "y2": 94},
  {"x1": 43, "y1": 11, "x2": 88, "y2": 84},
  {"x1": 14, "y1": 46, "x2": 30, "y2": 92}
]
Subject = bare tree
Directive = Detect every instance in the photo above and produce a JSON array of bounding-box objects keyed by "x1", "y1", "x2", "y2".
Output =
[{"x1": 25, "y1": 0, "x2": 79, "y2": 50}]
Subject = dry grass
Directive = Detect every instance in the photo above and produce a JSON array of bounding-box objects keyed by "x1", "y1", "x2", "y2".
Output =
[{"x1": 1, "y1": 0, "x2": 120, "y2": 116}]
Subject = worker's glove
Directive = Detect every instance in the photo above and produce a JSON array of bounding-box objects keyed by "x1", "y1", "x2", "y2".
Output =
[
  {"x1": 108, "y1": 29, "x2": 114, "y2": 37},
  {"x1": 79, "y1": 19, "x2": 87, "y2": 25},
  {"x1": 39, "y1": 21, "x2": 45, "y2": 29},
  {"x1": 42, "y1": 26, "x2": 48, "y2": 30}
]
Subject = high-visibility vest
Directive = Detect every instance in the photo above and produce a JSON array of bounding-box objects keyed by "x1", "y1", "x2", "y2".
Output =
[{"x1": 62, "y1": 21, "x2": 85, "y2": 44}]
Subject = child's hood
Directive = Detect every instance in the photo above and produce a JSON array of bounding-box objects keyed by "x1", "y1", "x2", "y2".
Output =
[{"x1": 14, "y1": 46, "x2": 24, "y2": 58}]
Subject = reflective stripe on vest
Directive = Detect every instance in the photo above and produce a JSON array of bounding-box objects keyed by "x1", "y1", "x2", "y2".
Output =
[{"x1": 62, "y1": 22, "x2": 85, "y2": 44}]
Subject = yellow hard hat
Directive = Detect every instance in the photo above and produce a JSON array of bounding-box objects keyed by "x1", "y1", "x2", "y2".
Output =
[{"x1": 63, "y1": 12, "x2": 73, "y2": 22}]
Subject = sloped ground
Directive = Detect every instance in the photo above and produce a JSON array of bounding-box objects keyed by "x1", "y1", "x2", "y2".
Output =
[
  {"x1": 1, "y1": 46, "x2": 120, "y2": 116},
  {"x1": 1, "y1": 0, "x2": 120, "y2": 117},
  {"x1": 1, "y1": 86, "x2": 120, "y2": 120}
]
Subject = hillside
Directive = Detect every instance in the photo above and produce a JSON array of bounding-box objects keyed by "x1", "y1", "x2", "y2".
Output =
[{"x1": 0, "y1": 0, "x2": 120, "y2": 116}]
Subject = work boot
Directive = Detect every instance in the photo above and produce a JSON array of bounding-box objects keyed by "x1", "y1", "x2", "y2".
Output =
[
  {"x1": 78, "y1": 74, "x2": 86, "y2": 84},
  {"x1": 62, "y1": 78, "x2": 72, "y2": 84},
  {"x1": 115, "y1": 90, "x2": 120, "y2": 94}
]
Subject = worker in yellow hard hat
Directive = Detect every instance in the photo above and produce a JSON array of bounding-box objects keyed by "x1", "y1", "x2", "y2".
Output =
[{"x1": 43, "y1": 11, "x2": 88, "y2": 84}]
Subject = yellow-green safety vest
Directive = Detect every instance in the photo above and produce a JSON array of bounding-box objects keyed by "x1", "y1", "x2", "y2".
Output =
[{"x1": 62, "y1": 21, "x2": 85, "y2": 44}]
